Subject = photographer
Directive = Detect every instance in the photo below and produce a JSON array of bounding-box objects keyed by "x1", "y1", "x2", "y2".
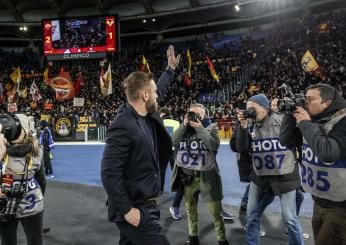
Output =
[
  {"x1": 280, "y1": 84, "x2": 346, "y2": 245},
  {"x1": 0, "y1": 114, "x2": 44, "y2": 245},
  {"x1": 235, "y1": 94, "x2": 303, "y2": 245},
  {"x1": 170, "y1": 103, "x2": 228, "y2": 245}
]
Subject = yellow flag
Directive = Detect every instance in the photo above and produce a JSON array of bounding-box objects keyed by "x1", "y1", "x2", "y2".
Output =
[
  {"x1": 10, "y1": 67, "x2": 21, "y2": 84},
  {"x1": 43, "y1": 67, "x2": 49, "y2": 81},
  {"x1": 141, "y1": 55, "x2": 150, "y2": 73},
  {"x1": 19, "y1": 87, "x2": 28, "y2": 98},
  {"x1": 187, "y1": 49, "x2": 192, "y2": 77},
  {"x1": 301, "y1": 50, "x2": 319, "y2": 72}
]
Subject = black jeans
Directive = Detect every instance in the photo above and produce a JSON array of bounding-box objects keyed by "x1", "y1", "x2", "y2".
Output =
[
  {"x1": 43, "y1": 149, "x2": 53, "y2": 175},
  {"x1": 116, "y1": 202, "x2": 170, "y2": 245},
  {"x1": 0, "y1": 212, "x2": 43, "y2": 245}
]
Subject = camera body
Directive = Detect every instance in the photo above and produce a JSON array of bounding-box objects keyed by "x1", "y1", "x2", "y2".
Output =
[
  {"x1": 277, "y1": 94, "x2": 305, "y2": 114},
  {"x1": 187, "y1": 111, "x2": 200, "y2": 122},
  {"x1": 243, "y1": 108, "x2": 257, "y2": 119},
  {"x1": 0, "y1": 114, "x2": 22, "y2": 142},
  {"x1": 1, "y1": 183, "x2": 25, "y2": 199}
]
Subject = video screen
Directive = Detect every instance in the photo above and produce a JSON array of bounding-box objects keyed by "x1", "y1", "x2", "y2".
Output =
[{"x1": 43, "y1": 16, "x2": 118, "y2": 56}]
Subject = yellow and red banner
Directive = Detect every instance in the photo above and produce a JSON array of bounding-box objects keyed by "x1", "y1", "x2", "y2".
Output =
[
  {"x1": 301, "y1": 50, "x2": 325, "y2": 79},
  {"x1": 140, "y1": 55, "x2": 150, "y2": 73},
  {"x1": 48, "y1": 70, "x2": 75, "y2": 100},
  {"x1": 206, "y1": 56, "x2": 219, "y2": 82}
]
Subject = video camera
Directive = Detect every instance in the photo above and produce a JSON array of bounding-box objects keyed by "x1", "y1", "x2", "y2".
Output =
[
  {"x1": 243, "y1": 108, "x2": 257, "y2": 119},
  {"x1": 277, "y1": 94, "x2": 305, "y2": 114},
  {"x1": 187, "y1": 111, "x2": 201, "y2": 122},
  {"x1": 0, "y1": 114, "x2": 22, "y2": 142}
]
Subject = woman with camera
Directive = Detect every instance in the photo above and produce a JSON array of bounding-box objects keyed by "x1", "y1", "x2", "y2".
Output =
[{"x1": 0, "y1": 114, "x2": 44, "y2": 245}]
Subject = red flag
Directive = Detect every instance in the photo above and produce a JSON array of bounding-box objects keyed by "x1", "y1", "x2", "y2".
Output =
[
  {"x1": 206, "y1": 56, "x2": 219, "y2": 82},
  {"x1": 318, "y1": 22, "x2": 330, "y2": 34},
  {"x1": 49, "y1": 70, "x2": 75, "y2": 100},
  {"x1": 74, "y1": 72, "x2": 83, "y2": 94},
  {"x1": 183, "y1": 74, "x2": 192, "y2": 87}
]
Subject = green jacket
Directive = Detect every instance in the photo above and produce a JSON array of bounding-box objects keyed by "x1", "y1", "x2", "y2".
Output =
[{"x1": 170, "y1": 123, "x2": 223, "y2": 202}]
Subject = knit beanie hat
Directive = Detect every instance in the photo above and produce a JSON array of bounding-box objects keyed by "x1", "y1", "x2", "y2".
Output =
[{"x1": 248, "y1": 93, "x2": 270, "y2": 109}]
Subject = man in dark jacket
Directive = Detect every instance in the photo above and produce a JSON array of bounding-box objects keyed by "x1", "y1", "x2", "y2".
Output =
[
  {"x1": 235, "y1": 93, "x2": 303, "y2": 245},
  {"x1": 279, "y1": 84, "x2": 346, "y2": 245},
  {"x1": 39, "y1": 120, "x2": 54, "y2": 178},
  {"x1": 101, "y1": 45, "x2": 180, "y2": 245},
  {"x1": 230, "y1": 122, "x2": 252, "y2": 212}
]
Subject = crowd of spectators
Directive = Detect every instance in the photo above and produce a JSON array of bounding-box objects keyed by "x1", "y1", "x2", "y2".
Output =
[
  {"x1": 52, "y1": 18, "x2": 107, "y2": 49},
  {"x1": 0, "y1": 10, "x2": 345, "y2": 139}
]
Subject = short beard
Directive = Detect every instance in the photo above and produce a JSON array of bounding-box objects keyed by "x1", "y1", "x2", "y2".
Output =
[{"x1": 146, "y1": 100, "x2": 157, "y2": 115}]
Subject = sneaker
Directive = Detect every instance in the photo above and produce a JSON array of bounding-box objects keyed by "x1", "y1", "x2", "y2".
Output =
[
  {"x1": 302, "y1": 232, "x2": 310, "y2": 240},
  {"x1": 285, "y1": 228, "x2": 310, "y2": 240},
  {"x1": 169, "y1": 206, "x2": 182, "y2": 220},
  {"x1": 184, "y1": 236, "x2": 199, "y2": 245},
  {"x1": 218, "y1": 240, "x2": 229, "y2": 245},
  {"x1": 222, "y1": 210, "x2": 235, "y2": 221},
  {"x1": 259, "y1": 228, "x2": 266, "y2": 237},
  {"x1": 47, "y1": 175, "x2": 55, "y2": 179},
  {"x1": 43, "y1": 227, "x2": 51, "y2": 234},
  {"x1": 244, "y1": 224, "x2": 266, "y2": 237}
]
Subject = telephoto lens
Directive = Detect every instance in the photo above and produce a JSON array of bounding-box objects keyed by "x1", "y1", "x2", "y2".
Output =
[{"x1": 277, "y1": 94, "x2": 305, "y2": 114}]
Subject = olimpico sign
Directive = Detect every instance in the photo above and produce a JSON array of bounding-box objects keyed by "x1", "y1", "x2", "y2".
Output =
[{"x1": 47, "y1": 52, "x2": 107, "y2": 61}]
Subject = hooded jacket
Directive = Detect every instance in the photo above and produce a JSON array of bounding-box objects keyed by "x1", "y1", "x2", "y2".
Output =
[{"x1": 280, "y1": 92, "x2": 346, "y2": 207}]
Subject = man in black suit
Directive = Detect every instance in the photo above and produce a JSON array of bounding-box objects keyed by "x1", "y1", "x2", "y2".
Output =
[{"x1": 101, "y1": 45, "x2": 180, "y2": 245}]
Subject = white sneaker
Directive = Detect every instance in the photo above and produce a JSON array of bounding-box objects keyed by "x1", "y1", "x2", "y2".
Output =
[
  {"x1": 243, "y1": 224, "x2": 266, "y2": 237},
  {"x1": 169, "y1": 206, "x2": 182, "y2": 220},
  {"x1": 302, "y1": 232, "x2": 310, "y2": 240}
]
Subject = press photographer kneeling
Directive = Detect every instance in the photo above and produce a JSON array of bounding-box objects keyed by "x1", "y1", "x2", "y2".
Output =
[
  {"x1": 0, "y1": 114, "x2": 44, "y2": 245},
  {"x1": 170, "y1": 103, "x2": 228, "y2": 245}
]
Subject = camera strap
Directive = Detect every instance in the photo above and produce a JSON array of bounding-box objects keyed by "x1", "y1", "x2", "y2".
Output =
[
  {"x1": 1, "y1": 154, "x2": 33, "y2": 175},
  {"x1": 0, "y1": 154, "x2": 31, "y2": 217}
]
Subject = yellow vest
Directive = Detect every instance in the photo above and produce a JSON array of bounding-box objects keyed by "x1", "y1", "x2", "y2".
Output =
[{"x1": 163, "y1": 119, "x2": 180, "y2": 136}]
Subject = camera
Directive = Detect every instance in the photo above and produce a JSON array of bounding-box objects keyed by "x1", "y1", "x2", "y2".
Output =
[
  {"x1": 277, "y1": 94, "x2": 305, "y2": 114},
  {"x1": 0, "y1": 198, "x2": 17, "y2": 223},
  {"x1": 0, "y1": 114, "x2": 22, "y2": 142},
  {"x1": 243, "y1": 108, "x2": 257, "y2": 119},
  {"x1": 187, "y1": 111, "x2": 200, "y2": 122}
]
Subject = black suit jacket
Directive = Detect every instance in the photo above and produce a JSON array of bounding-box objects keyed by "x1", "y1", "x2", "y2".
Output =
[{"x1": 101, "y1": 69, "x2": 173, "y2": 222}]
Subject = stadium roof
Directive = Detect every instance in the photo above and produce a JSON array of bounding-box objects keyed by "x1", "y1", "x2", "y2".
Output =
[{"x1": 0, "y1": 0, "x2": 345, "y2": 44}]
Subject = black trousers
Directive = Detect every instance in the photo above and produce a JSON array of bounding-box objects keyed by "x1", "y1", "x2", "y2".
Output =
[
  {"x1": 116, "y1": 202, "x2": 170, "y2": 245},
  {"x1": 0, "y1": 212, "x2": 43, "y2": 245},
  {"x1": 43, "y1": 149, "x2": 53, "y2": 175}
]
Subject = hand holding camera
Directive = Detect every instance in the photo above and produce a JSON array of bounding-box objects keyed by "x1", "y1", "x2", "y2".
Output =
[
  {"x1": 293, "y1": 106, "x2": 311, "y2": 123},
  {"x1": 237, "y1": 108, "x2": 257, "y2": 128},
  {"x1": 184, "y1": 111, "x2": 202, "y2": 128}
]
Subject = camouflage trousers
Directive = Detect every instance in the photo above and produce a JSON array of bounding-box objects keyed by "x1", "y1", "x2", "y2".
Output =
[{"x1": 184, "y1": 175, "x2": 226, "y2": 241}]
